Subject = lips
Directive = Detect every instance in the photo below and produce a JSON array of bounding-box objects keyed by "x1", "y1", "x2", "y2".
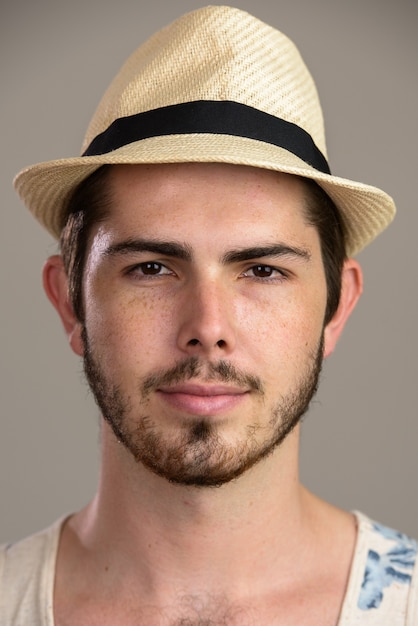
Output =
[{"x1": 157, "y1": 383, "x2": 249, "y2": 416}]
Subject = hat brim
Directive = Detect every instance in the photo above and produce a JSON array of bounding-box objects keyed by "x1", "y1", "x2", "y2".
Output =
[{"x1": 14, "y1": 133, "x2": 395, "y2": 256}]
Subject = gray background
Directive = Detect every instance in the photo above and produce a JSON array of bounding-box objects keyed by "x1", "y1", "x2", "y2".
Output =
[{"x1": 1, "y1": 0, "x2": 417, "y2": 544}]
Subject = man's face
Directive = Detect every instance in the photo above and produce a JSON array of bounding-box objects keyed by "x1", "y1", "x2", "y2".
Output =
[{"x1": 81, "y1": 163, "x2": 328, "y2": 486}]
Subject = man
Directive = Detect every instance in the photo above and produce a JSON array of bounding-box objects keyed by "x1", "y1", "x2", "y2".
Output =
[{"x1": 2, "y1": 5, "x2": 417, "y2": 625}]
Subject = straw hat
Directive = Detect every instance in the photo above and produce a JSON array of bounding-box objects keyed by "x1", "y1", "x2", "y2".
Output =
[{"x1": 14, "y1": 5, "x2": 395, "y2": 256}]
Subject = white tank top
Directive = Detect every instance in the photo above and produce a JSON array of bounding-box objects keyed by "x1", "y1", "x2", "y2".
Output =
[{"x1": 1, "y1": 512, "x2": 417, "y2": 624}]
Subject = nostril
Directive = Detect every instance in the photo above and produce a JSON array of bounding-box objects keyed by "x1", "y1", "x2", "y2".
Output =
[{"x1": 187, "y1": 338, "x2": 227, "y2": 348}]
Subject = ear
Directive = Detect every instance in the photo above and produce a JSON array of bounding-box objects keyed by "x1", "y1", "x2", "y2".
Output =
[
  {"x1": 323, "y1": 258, "x2": 363, "y2": 359},
  {"x1": 42, "y1": 255, "x2": 84, "y2": 356}
]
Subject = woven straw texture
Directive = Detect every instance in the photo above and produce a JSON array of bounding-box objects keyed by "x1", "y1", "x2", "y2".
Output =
[{"x1": 14, "y1": 5, "x2": 395, "y2": 256}]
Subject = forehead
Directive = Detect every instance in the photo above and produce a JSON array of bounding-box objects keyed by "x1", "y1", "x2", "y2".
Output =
[
  {"x1": 94, "y1": 163, "x2": 318, "y2": 252},
  {"x1": 110, "y1": 161, "x2": 306, "y2": 213}
]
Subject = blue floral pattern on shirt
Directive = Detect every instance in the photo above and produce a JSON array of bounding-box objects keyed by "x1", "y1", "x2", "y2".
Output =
[{"x1": 358, "y1": 522, "x2": 417, "y2": 610}]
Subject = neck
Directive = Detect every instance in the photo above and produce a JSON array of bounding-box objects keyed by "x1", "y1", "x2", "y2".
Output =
[
  {"x1": 71, "y1": 422, "x2": 320, "y2": 596},
  {"x1": 57, "y1": 422, "x2": 357, "y2": 626}
]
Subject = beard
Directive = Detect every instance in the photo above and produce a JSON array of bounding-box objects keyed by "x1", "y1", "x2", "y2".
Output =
[{"x1": 82, "y1": 327, "x2": 323, "y2": 488}]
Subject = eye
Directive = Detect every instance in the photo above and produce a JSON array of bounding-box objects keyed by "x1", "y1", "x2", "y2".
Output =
[
  {"x1": 251, "y1": 265, "x2": 275, "y2": 278},
  {"x1": 242, "y1": 264, "x2": 286, "y2": 280},
  {"x1": 140, "y1": 262, "x2": 166, "y2": 275},
  {"x1": 126, "y1": 261, "x2": 173, "y2": 277}
]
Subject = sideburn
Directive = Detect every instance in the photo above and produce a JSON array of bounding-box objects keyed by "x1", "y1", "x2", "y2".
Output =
[{"x1": 60, "y1": 165, "x2": 113, "y2": 322}]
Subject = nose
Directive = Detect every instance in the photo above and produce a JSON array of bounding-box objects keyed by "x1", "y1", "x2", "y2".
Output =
[{"x1": 176, "y1": 279, "x2": 237, "y2": 357}]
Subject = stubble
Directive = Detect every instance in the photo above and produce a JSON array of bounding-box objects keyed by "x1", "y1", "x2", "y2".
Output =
[{"x1": 82, "y1": 327, "x2": 323, "y2": 487}]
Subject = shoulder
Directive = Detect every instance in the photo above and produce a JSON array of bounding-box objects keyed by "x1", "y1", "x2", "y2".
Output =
[
  {"x1": 339, "y1": 512, "x2": 418, "y2": 625},
  {"x1": 0, "y1": 517, "x2": 66, "y2": 625}
]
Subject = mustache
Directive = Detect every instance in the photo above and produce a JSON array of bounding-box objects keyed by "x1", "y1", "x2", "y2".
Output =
[{"x1": 141, "y1": 357, "x2": 264, "y2": 396}]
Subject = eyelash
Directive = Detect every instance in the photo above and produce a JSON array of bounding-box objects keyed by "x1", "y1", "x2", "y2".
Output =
[
  {"x1": 126, "y1": 262, "x2": 173, "y2": 278},
  {"x1": 240, "y1": 264, "x2": 288, "y2": 282},
  {"x1": 125, "y1": 262, "x2": 288, "y2": 282}
]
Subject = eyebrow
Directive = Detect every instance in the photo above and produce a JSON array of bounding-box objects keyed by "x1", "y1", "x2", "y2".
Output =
[
  {"x1": 222, "y1": 244, "x2": 311, "y2": 264},
  {"x1": 103, "y1": 238, "x2": 193, "y2": 261},
  {"x1": 103, "y1": 239, "x2": 311, "y2": 264}
]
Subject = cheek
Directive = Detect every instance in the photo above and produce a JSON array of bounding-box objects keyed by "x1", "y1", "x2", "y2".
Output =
[
  {"x1": 236, "y1": 289, "x2": 326, "y2": 390},
  {"x1": 83, "y1": 288, "x2": 176, "y2": 376},
  {"x1": 237, "y1": 289, "x2": 325, "y2": 350}
]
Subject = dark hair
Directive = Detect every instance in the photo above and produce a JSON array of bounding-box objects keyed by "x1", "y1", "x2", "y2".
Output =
[
  {"x1": 60, "y1": 165, "x2": 346, "y2": 326},
  {"x1": 60, "y1": 165, "x2": 113, "y2": 323},
  {"x1": 301, "y1": 178, "x2": 347, "y2": 325}
]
